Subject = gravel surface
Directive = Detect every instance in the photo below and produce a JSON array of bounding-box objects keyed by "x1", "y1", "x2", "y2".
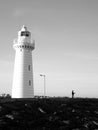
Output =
[{"x1": 0, "y1": 97, "x2": 98, "y2": 130}]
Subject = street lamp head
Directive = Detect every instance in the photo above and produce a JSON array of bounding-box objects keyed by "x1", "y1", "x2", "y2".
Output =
[
  {"x1": 40, "y1": 74, "x2": 45, "y2": 77},
  {"x1": 40, "y1": 74, "x2": 43, "y2": 76}
]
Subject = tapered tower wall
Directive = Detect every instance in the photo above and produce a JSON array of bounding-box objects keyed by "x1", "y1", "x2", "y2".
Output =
[{"x1": 12, "y1": 26, "x2": 35, "y2": 98}]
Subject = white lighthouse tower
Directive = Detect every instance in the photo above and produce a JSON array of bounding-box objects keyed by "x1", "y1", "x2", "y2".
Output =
[{"x1": 12, "y1": 25, "x2": 35, "y2": 98}]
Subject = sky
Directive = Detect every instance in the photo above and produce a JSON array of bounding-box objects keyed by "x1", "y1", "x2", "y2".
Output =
[{"x1": 0, "y1": 0, "x2": 98, "y2": 98}]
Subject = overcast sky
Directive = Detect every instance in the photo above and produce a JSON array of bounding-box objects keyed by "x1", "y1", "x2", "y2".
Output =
[{"x1": 0, "y1": 0, "x2": 98, "y2": 97}]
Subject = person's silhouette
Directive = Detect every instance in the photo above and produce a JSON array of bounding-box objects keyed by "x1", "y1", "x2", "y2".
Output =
[{"x1": 72, "y1": 90, "x2": 75, "y2": 98}]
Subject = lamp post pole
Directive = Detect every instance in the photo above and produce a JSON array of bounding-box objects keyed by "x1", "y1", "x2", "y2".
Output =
[{"x1": 40, "y1": 74, "x2": 46, "y2": 97}]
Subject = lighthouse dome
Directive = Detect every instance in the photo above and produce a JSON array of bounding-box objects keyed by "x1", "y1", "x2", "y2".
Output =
[{"x1": 21, "y1": 25, "x2": 28, "y2": 31}]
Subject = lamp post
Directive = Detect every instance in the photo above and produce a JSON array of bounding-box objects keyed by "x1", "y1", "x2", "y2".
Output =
[{"x1": 40, "y1": 74, "x2": 46, "y2": 97}]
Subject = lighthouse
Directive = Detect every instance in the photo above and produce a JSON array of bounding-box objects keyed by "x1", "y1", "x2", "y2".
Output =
[{"x1": 12, "y1": 25, "x2": 35, "y2": 98}]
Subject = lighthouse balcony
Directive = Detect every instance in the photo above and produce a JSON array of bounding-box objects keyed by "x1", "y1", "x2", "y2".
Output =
[
  {"x1": 13, "y1": 39, "x2": 35, "y2": 50},
  {"x1": 13, "y1": 44, "x2": 35, "y2": 50}
]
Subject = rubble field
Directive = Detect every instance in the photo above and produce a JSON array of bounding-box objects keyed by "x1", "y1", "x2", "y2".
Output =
[{"x1": 0, "y1": 97, "x2": 98, "y2": 130}]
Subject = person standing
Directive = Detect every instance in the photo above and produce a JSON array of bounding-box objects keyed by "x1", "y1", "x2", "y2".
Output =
[{"x1": 72, "y1": 90, "x2": 75, "y2": 98}]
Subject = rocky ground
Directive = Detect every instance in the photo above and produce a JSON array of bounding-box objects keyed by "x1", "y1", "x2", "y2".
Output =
[{"x1": 0, "y1": 97, "x2": 98, "y2": 130}]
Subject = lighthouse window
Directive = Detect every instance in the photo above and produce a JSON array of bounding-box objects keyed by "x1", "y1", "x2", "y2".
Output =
[
  {"x1": 28, "y1": 65, "x2": 30, "y2": 71},
  {"x1": 29, "y1": 80, "x2": 31, "y2": 86},
  {"x1": 26, "y1": 33, "x2": 29, "y2": 37},
  {"x1": 21, "y1": 31, "x2": 29, "y2": 37}
]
